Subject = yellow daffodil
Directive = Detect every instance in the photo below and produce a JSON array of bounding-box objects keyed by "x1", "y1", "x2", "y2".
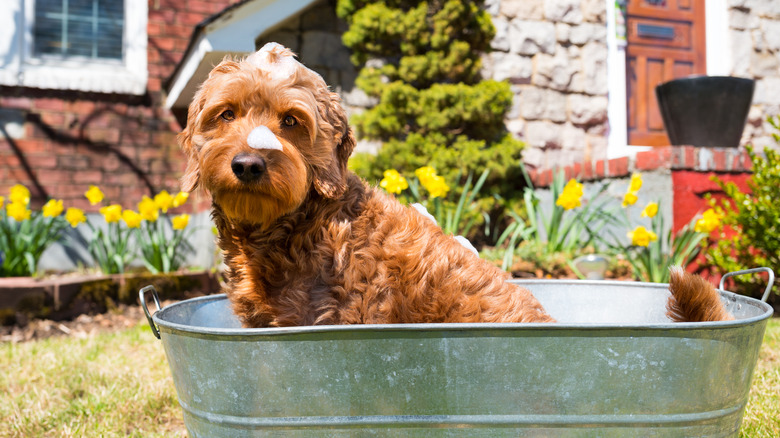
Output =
[
  {"x1": 154, "y1": 190, "x2": 174, "y2": 213},
  {"x1": 694, "y1": 208, "x2": 722, "y2": 233},
  {"x1": 640, "y1": 202, "x2": 658, "y2": 218},
  {"x1": 85, "y1": 185, "x2": 104, "y2": 205},
  {"x1": 423, "y1": 174, "x2": 450, "y2": 198},
  {"x1": 0, "y1": 196, "x2": 4, "y2": 209},
  {"x1": 379, "y1": 169, "x2": 408, "y2": 195},
  {"x1": 414, "y1": 166, "x2": 437, "y2": 186},
  {"x1": 172, "y1": 191, "x2": 189, "y2": 208},
  {"x1": 7, "y1": 202, "x2": 31, "y2": 221},
  {"x1": 413, "y1": 166, "x2": 449, "y2": 198},
  {"x1": 65, "y1": 207, "x2": 87, "y2": 228},
  {"x1": 9, "y1": 184, "x2": 30, "y2": 205},
  {"x1": 172, "y1": 213, "x2": 190, "y2": 230},
  {"x1": 627, "y1": 225, "x2": 658, "y2": 247},
  {"x1": 555, "y1": 179, "x2": 584, "y2": 210},
  {"x1": 122, "y1": 210, "x2": 142, "y2": 228},
  {"x1": 629, "y1": 173, "x2": 643, "y2": 192},
  {"x1": 622, "y1": 191, "x2": 638, "y2": 208},
  {"x1": 99, "y1": 204, "x2": 123, "y2": 223},
  {"x1": 42, "y1": 199, "x2": 64, "y2": 218},
  {"x1": 138, "y1": 196, "x2": 159, "y2": 222}
]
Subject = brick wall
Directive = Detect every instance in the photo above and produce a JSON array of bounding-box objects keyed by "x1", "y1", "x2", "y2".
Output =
[
  {"x1": 528, "y1": 146, "x2": 754, "y2": 231},
  {"x1": 0, "y1": 0, "x2": 240, "y2": 212}
]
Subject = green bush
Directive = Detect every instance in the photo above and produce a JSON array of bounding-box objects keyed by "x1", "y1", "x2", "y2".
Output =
[
  {"x1": 339, "y1": 0, "x2": 525, "y2": 219},
  {"x1": 706, "y1": 116, "x2": 780, "y2": 305}
]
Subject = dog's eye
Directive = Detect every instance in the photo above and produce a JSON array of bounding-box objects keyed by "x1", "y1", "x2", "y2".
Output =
[
  {"x1": 283, "y1": 115, "x2": 297, "y2": 127},
  {"x1": 220, "y1": 110, "x2": 235, "y2": 121}
]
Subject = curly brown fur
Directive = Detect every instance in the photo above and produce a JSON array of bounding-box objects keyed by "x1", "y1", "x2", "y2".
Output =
[
  {"x1": 178, "y1": 43, "x2": 554, "y2": 327},
  {"x1": 667, "y1": 266, "x2": 733, "y2": 322}
]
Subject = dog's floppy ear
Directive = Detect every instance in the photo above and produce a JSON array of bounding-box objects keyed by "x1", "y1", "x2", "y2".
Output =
[
  {"x1": 312, "y1": 91, "x2": 355, "y2": 199},
  {"x1": 177, "y1": 96, "x2": 203, "y2": 193}
]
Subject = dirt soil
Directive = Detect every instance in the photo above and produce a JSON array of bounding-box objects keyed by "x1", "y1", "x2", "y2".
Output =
[{"x1": 0, "y1": 300, "x2": 180, "y2": 343}]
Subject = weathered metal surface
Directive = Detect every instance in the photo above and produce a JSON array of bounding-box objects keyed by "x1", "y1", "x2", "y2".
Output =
[{"x1": 146, "y1": 280, "x2": 772, "y2": 437}]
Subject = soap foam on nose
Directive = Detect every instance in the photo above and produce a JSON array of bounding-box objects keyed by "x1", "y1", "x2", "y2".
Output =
[
  {"x1": 247, "y1": 125, "x2": 283, "y2": 151},
  {"x1": 246, "y1": 42, "x2": 298, "y2": 80}
]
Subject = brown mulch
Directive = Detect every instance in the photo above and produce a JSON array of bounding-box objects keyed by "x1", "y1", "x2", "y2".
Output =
[{"x1": 0, "y1": 301, "x2": 179, "y2": 343}]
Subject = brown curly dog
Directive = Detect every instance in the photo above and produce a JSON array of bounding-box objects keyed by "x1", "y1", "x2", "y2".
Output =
[{"x1": 178, "y1": 43, "x2": 730, "y2": 327}]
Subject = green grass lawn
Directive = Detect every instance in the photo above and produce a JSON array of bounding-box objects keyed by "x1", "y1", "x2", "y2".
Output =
[{"x1": 1, "y1": 318, "x2": 778, "y2": 437}]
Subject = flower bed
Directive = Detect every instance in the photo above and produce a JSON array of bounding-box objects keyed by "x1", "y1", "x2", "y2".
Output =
[{"x1": 0, "y1": 270, "x2": 220, "y2": 325}]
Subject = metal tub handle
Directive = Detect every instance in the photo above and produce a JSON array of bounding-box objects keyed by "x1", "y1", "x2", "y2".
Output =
[
  {"x1": 719, "y1": 267, "x2": 775, "y2": 303},
  {"x1": 139, "y1": 285, "x2": 162, "y2": 339}
]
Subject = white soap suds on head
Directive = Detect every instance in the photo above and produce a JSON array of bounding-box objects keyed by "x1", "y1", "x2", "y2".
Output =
[{"x1": 246, "y1": 42, "x2": 299, "y2": 80}]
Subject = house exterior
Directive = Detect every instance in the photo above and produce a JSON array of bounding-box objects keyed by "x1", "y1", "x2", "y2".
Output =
[
  {"x1": 0, "y1": 0, "x2": 243, "y2": 269},
  {"x1": 0, "y1": 0, "x2": 776, "y2": 269}
]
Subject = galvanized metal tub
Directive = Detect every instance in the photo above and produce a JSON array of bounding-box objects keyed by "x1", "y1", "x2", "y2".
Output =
[{"x1": 141, "y1": 279, "x2": 773, "y2": 437}]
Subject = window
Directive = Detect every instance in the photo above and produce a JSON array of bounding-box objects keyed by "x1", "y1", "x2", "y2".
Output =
[
  {"x1": 0, "y1": 0, "x2": 147, "y2": 95},
  {"x1": 34, "y1": 0, "x2": 124, "y2": 61}
]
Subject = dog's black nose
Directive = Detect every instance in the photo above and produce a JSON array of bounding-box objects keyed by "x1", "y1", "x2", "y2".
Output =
[{"x1": 231, "y1": 153, "x2": 266, "y2": 183}]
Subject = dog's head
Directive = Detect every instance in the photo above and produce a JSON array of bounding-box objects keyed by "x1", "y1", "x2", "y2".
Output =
[{"x1": 178, "y1": 42, "x2": 356, "y2": 226}]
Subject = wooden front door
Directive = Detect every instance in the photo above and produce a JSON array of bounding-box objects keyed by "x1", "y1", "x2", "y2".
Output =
[{"x1": 626, "y1": 0, "x2": 707, "y2": 146}]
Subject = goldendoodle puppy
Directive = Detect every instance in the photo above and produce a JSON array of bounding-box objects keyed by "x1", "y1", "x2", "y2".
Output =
[{"x1": 178, "y1": 43, "x2": 729, "y2": 327}]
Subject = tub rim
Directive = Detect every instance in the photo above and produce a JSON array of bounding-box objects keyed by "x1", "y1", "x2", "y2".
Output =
[{"x1": 148, "y1": 279, "x2": 774, "y2": 338}]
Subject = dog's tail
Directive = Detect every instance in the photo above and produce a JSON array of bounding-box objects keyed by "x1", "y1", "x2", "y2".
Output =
[{"x1": 666, "y1": 266, "x2": 733, "y2": 322}]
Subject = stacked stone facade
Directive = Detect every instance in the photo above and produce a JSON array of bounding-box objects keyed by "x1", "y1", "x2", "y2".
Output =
[
  {"x1": 482, "y1": 0, "x2": 610, "y2": 170},
  {"x1": 730, "y1": 0, "x2": 780, "y2": 150}
]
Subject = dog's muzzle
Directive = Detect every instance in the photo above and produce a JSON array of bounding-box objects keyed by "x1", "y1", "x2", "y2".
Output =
[{"x1": 231, "y1": 153, "x2": 266, "y2": 183}]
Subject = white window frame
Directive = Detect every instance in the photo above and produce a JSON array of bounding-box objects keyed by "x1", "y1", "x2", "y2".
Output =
[{"x1": 0, "y1": 0, "x2": 147, "y2": 95}]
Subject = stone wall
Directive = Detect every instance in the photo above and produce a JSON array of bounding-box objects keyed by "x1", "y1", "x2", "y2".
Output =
[
  {"x1": 730, "y1": 0, "x2": 780, "y2": 150},
  {"x1": 482, "y1": 0, "x2": 610, "y2": 170}
]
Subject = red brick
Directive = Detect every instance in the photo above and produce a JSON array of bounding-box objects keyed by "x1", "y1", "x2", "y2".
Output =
[
  {"x1": 104, "y1": 173, "x2": 137, "y2": 186},
  {"x1": 173, "y1": 38, "x2": 191, "y2": 52},
  {"x1": 711, "y1": 149, "x2": 727, "y2": 171},
  {"x1": 73, "y1": 170, "x2": 103, "y2": 184},
  {"x1": 15, "y1": 139, "x2": 48, "y2": 153},
  {"x1": 683, "y1": 146, "x2": 696, "y2": 168},
  {"x1": 148, "y1": 8, "x2": 176, "y2": 23},
  {"x1": 147, "y1": 77, "x2": 162, "y2": 92},
  {"x1": 70, "y1": 100, "x2": 97, "y2": 115},
  {"x1": 0, "y1": 154, "x2": 21, "y2": 167},
  {"x1": 176, "y1": 12, "x2": 208, "y2": 27},
  {"x1": 635, "y1": 147, "x2": 672, "y2": 171},
  {"x1": 166, "y1": 23, "x2": 194, "y2": 39},
  {"x1": 581, "y1": 161, "x2": 594, "y2": 180},
  {"x1": 40, "y1": 111, "x2": 66, "y2": 127},
  {"x1": 148, "y1": 20, "x2": 166, "y2": 37},
  {"x1": 58, "y1": 155, "x2": 90, "y2": 170},
  {"x1": 151, "y1": 36, "x2": 177, "y2": 51},
  {"x1": 607, "y1": 157, "x2": 629, "y2": 177},
  {"x1": 572, "y1": 162, "x2": 582, "y2": 180},
  {"x1": 595, "y1": 159, "x2": 605, "y2": 177},
  {"x1": 68, "y1": 198, "x2": 94, "y2": 211},
  {"x1": 33, "y1": 98, "x2": 65, "y2": 112},
  {"x1": 88, "y1": 129, "x2": 120, "y2": 144},
  {"x1": 0, "y1": 96, "x2": 32, "y2": 108},
  {"x1": 26, "y1": 154, "x2": 58, "y2": 169},
  {"x1": 37, "y1": 170, "x2": 72, "y2": 184}
]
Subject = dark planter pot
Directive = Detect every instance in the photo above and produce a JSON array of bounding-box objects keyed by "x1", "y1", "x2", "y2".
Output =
[{"x1": 655, "y1": 76, "x2": 755, "y2": 147}]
